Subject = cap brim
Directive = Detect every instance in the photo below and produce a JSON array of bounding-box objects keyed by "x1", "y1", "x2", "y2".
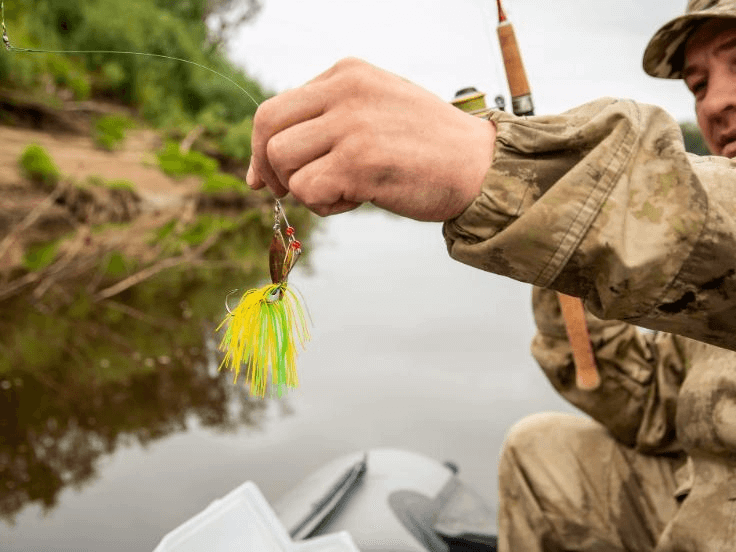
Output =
[{"x1": 643, "y1": 11, "x2": 736, "y2": 79}]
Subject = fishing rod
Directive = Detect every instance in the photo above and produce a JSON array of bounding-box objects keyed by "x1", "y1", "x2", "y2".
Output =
[
  {"x1": 496, "y1": 0, "x2": 600, "y2": 391},
  {"x1": 453, "y1": 0, "x2": 600, "y2": 391}
]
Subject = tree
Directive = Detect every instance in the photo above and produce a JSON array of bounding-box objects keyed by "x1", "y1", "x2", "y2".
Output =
[{"x1": 205, "y1": 0, "x2": 263, "y2": 48}]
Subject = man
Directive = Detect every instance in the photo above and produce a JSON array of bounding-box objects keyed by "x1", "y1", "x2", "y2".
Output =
[
  {"x1": 248, "y1": 0, "x2": 736, "y2": 549},
  {"x1": 497, "y1": 5, "x2": 736, "y2": 550}
]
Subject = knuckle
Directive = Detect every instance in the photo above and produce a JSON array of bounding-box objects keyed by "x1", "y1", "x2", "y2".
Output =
[
  {"x1": 333, "y1": 57, "x2": 366, "y2": 72},
  {"x1": 265, "y1": 134, "x2": 284, "y2": 166},
  {"x1": 289, "y1": 173, "x2": 321, "y2": 211},
  {"x1": 331, "y1": 58, "x2": 373, "y2": 92},
  {"x1": 288, "y1": 170, "x2": 309, "y2": 197},
  {"x1": 252, "y1": 98, "x2": 277, "y2": 135},
  {"x1": 343, "y1": 130, "x2": 373, "y2": 158}
]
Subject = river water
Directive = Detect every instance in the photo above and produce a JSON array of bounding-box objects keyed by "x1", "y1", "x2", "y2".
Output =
[{"x1": 3, "y1": 209, "x2": 577, "y2": 551}]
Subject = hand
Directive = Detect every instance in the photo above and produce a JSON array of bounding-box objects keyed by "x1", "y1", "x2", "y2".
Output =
[{"x1": 246, "y1": 58, "x2": 496, "y2": 221}]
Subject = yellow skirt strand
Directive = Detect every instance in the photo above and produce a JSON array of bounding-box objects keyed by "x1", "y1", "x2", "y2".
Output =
[{"x1": 216, "y1": 283, "x2": 310, "y2": 398}]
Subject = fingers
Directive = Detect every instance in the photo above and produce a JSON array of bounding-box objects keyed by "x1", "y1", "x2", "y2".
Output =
[
  {"x1": 266, "y1": 114, "x2": 335, "y2": 189},
  {"x1": 247, "y1": 58, "x2": 376, "y2": 197},
  {"x1": 287, "y1": 151, "x2": 362, "y2": 216},
  {"x1": 248, "y1": 81, "x2": 330, "y2": 195}
]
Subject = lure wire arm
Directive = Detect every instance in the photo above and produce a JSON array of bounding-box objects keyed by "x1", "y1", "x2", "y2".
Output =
[{"x1": 274, "y1": 199, "x2": 302, "y2": 255}]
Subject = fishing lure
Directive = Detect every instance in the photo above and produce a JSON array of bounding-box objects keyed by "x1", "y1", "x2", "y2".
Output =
[
  {"x1": 217, "y1": 202, "x2": 309, "y2": 398},
  {"x1": 1, "y1": 2, "x2": 310, "y2": 398}
]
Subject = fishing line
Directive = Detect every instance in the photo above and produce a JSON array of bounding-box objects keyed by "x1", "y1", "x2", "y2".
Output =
[
  {"x1": 0, "y1": 1, "x2": 262, "y2": 109},
  {"x1": 1, "y1": 1, "x2": 310, "y2": 399}
]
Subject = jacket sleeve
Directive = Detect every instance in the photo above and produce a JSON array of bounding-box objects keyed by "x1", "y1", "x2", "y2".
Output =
[
  {"x1": 530, "y1": 287, "x2": 687, "y2": 453},
  {"x1": 443, "y1": 98, "x2": 736, "y2": 352}
]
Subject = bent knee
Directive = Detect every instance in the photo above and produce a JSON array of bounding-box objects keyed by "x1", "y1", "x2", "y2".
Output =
[{"x1": 499, "y1": 412, "x2": 607, "y2": 464}]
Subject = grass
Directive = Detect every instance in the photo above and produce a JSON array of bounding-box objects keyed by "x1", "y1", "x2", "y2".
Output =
[
  {"x1": 201, "y1": 172, "x2": 248, "y2": 195},
  {"x1": 84, "y1": 174, "x2": 136, "y2": 192},
  {"x1": 93, "y1": 114, "x2": 137, "y2": 151},
  {"x1": 23, "y1": 240, "x2": 60, "y2": 271},
  {"x1": 19, "y1": 144, "x2": 61, "y2": 188},
  {"x1": 179, "y1": 215, "x2": 237, "y2": 246},
  {"x1": 156, "y1": 140, "x2": 218, "y2": 179},
  {"x1": 104, "y1": 179, "x2": 136, "y2": 192},
  {"x1": 104, "y1": 251, "x2": 135, "y2": 278}
]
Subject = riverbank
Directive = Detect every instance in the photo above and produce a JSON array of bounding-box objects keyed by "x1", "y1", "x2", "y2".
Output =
[{"x1": 0, "y1": 94, "x2": 269, "y2": 298}]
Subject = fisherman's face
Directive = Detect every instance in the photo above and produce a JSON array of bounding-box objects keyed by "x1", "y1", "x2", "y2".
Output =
[{"x1": 684, "y1": 19, "x2": 736, "y2": 157}]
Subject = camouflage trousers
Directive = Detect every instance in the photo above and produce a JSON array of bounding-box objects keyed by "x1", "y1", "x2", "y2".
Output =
[{"x1": 497, "y1": 412, "x2": 688, "y2": 552}]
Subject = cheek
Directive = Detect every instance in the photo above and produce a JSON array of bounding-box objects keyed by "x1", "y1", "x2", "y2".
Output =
[{"x1": 696, "y1": 108, "x2": 719, "y2": 154}]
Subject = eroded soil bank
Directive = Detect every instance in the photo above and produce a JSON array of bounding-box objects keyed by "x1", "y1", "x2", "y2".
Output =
[{"x1": 0, "y1": 96, "x2": 273, "y2": 306}]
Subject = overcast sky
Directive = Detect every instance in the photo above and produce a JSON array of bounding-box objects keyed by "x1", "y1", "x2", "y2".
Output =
[{"x1": 229, "y1": 0, "x2": 696, "y2": 123}]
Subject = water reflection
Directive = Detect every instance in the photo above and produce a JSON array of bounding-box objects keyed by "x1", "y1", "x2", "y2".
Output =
[
  {"x1": 0, "y1": 204, "x2": 312, "y2": 523},
  {"x1": 0, "y1": 354, "x2": 269, "y2": 522}
]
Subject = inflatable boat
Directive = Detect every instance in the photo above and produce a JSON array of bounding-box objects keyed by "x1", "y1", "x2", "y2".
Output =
[{"x1": 155, "y1": 448, "x2": 498, "y2": 551}]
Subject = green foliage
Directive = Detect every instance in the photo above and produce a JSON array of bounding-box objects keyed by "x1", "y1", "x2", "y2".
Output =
[
  {"x1": 104, "y1": 251, "x2": 135, "y2": 277},
  {"x1": 680, "y1": 122, "x2": 710, "y2": 155},
  {"x1": 221, "y1": 117, "x2": 253, "y2": 161},
  {"x1": 93, "y1": 114, "x2": 136, "y2": 151},
  {"x1": 201, "y1": 172, "x2": 248, "y2": 195},
  {"x1": 1, "y1": 0, "x2": 268, "y2": 129},
  {"x1": 156, "y1": 140, "x2": 218, "y2": 178},
  {"x1": 150, "y1": 219, "x2": 177, "y2": 244},
  {"x1": 179, "y1": 215, "x2": 237, "y2": 246},
  {"x1": 83, "y1": 174, "x2": 136, "y2": 192},
  {"x1": 19, "y1": 143, "x2": 61, "y2": 187},
  {"x1": 46, "y1": 54, "x2": 91, "y2": 100},
  {"x1": 23, "y1": 240, "x2": 60, "y2": 271},
  {"x1": 105, "y1": 179, "x2": 136, "y2": 192},
  {"x1": 84, "y1": 174, "x2": 106, "y2": 187},
  {"x1": 197, "y1": 103, "x2": 229, "y2": 135},
  {"x1": 96, "y1": 61, "x2": 127, "y2": 94}
]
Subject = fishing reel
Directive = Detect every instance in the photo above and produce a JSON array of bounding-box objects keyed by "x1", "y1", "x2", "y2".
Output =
[{"x1": 451, "y1": 87, "x2": 505, "y2": 118}]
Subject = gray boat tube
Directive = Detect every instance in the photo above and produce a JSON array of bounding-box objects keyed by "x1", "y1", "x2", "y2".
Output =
[{"x1": 272, "y1": 448, "x2": 497, "y2": 552}]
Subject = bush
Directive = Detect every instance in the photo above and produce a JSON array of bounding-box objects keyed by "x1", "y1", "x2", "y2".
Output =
[
  {"x1": 105, "y1": 179, "x2": 136, "y2": 192},
  {"x1": 93, "y1": 114, "x2": 136, "y2": 151},
  {"x1": 23, "y1": 240, "x2": 60, "y2": 271},
  {"x1": 104, "y1": 251, "x2": 134, "y2": 277},
  {"x1": 221, "y1": 117, "x2": 253, "y2": 162},
  {"x1": 96, "y1": 61, "x2": 127, "y2": 94},
  {"x1": 47, "y1": 54, "x2": 90, "y2": 100},
  {"x1": 179, "y1": 215, "x2": 237, "y2": 246},
  {"x1": 84, "y1": 174, "x2": 106, "y2": 187},
  {"x1": 156, "y1": 140, "x2": 218, "y2": 178},
  {"x1": 19, "y1": 144, "x2": 61, "y2": 188},
  {"x1": 196, "y1": 103, "x2": 229, "y2": 135},
  {"x1": 201, "y1": 172, "x2": 248, "y2": 195}
]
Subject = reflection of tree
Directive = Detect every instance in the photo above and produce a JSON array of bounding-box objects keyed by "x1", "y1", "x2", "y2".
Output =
[
  {"x1": 0, "y1": 205, "x2": 313, "y2": 523},
  {"x1": 0, "y1": 352, "x2": 267, "y2": 521}
]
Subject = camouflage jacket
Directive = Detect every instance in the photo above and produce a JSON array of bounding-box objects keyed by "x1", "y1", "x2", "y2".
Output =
[
  {"x1": 443, "y1": 98, "x2": 736, "y2": 353},
  {"x1": 443, "y1": 98, "x2": 736, "y2": 502}
]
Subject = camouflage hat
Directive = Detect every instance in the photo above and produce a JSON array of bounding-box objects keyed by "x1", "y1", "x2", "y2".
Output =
[{"x1": 643, "y1": 0, "x2": 736, "y2": 79}]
